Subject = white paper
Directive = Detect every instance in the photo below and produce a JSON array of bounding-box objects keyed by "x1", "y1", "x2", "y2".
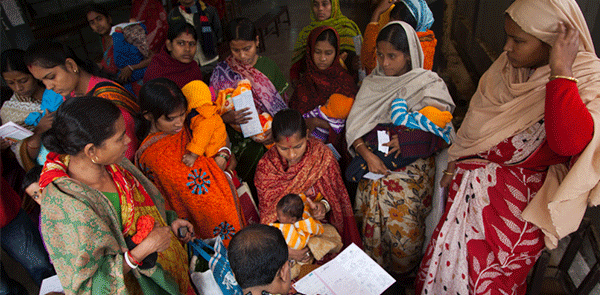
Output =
[
  {"x1": 39, "y1": 275, "x2": 63, "y2": 295},
  {"x1": 326, "y1": 143, "x2": 341, "y2": 161},
  {"x1": 0, "y1": 121, "x2": 33, "y2": 142},
  {"x1": 232, "y1": 91, "x2": 262, "y2": 138},
  {"x1": 110, "y1": 21, "x2": 143, "y2": 35},
  {"x1": 377, "y1": 130, "x2": 389, "y2": 154},
  {"x1": 293, "y1": 243, "x2": 395, "y2": 295},
  {"x1": 363, "y1": 172, "x2": 385, "y2": 180}
]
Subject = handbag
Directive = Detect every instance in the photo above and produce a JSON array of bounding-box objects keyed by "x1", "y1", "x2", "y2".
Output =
[{"x1": 188, "y1": 237, "x2": 243, "y2": 295}]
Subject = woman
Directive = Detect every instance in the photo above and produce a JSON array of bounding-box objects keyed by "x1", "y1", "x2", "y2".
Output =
[
  {"x1": 130, "y1": 0, "x2": 168, "y2": 54},
  {"x1": 1, "y1": 49, "x2": 62, "y2": 169},
  {"x1": 143, "y1": 22, "x2": 203, "y2": 88},
  {"x1": 362, "y1": 0, "x2": 436, "y2": 74},
  {"x1": 25, "y1": 40, "x2": 140, "y2": 162},
  {"x1": 39, "y1": 96, "x2": 194, "y2": 294},
  {"x1": 210, "y1": 17, "x2": 288, "y2": 185},
  {"x1": 290, "y1": 0, "x2": 362, "y2": 84},
  {"x1": 86, "y1": 4, "x2": 152, "y2": 95},
  {"x1": 136, "y1": 78, "x2": 246, "y2": 245},
  {"x1": 416, "y1": 0, "x2": 600, "y2": 294},
  {"x1": 345, "y1": 21, "x2": 454, "y2": 276},
  {"x1": 255, "y1": 109, "x2": 362, "y2": 261}
]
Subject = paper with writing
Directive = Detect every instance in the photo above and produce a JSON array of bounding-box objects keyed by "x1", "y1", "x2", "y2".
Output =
[{"x1": 232, "y1": 90, "x2": 263, "y2": 138}]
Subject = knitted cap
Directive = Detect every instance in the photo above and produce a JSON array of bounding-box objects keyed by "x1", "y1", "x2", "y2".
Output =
[
  {"x1": 182, "y1": 80, "x2": 213, "y2": 111},
  {"x1": 320, "y1": 94, "x2": 354, "y2": 119}
]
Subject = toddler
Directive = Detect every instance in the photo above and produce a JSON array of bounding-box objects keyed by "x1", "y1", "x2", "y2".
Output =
[{"x1": 302, "y1": 93, "x2": 354, "y2": 142}]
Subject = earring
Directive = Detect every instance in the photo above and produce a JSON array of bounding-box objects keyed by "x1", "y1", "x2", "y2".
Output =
[
  {"x1": 91, "y1": 156, "x2": 99, "y2": 164},
  {"x1": 74, "y1": 68, "x2": 78, "y2": 73}
]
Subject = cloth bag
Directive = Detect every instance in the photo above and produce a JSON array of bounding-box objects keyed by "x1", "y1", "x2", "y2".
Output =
[{"x1": 188, "y1": 237, "x2": 243, "y2": 295}]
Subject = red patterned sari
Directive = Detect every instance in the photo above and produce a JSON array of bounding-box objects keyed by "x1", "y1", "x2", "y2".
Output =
[{"x1": 417, "y1": 122, "x2": 569, "y2": 295}]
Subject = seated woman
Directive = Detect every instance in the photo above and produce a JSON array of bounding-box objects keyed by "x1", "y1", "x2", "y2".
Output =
[
  {"x1": 345, "y1": 21, "x2": 454, "y2": 278},
  {"x1": 290, "y1": 0, "x2": 362, "y2": 85},
  {"x1": 1, "y1": 49, "x2": 61, "y2": 170},
  {"x1": 86, "y1": 4, "x2": 152, "y2": 95},
  {"x1": 289, "y1": 26, "x2": 358, "y2": 157},
  {"x1": 362, "y1": 0, "x2": 436, "y2": 74},
  {"x1": 136, "y1": 78, "x2": 245, "y2": 245},
  {"x1": 25, "y1": 40, "x2": 140, "y2": 162},
  {"x1": 417, "y1": 0, "x2": 600, "y2": 294},
  {"x1": 210, "y1": 18, "x2": 288, "y2": 187},
  {"x1": 39, "y1": 96, "x2": 194, "y2": 294},
  {"x1": 143, "y1": 22, "x2": 204, "y2": 88},
  {"x1": 255, "y1": 109, "x2": 362, "y2": 263}
]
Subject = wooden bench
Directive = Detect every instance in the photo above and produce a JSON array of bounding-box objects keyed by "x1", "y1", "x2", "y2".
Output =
[{"x1": 254, "y1": 5, "x2": 290, "y2": 52}]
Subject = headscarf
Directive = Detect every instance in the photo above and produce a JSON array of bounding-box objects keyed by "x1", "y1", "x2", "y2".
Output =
[
  {"x1": 290, "y1": 26, "x2": 358, "y2": 114},
  {"x1": 449, "y1": 0, "x2": 600, "y2": 248},
  {"x1": 292, "y1": 0, "x2": 362, "y2": 64},
  {"x1": 346, "y1": 21, "x2": 454, "y2": 151},
  {"x1": 401, "y1": 0, "x2": 434, "y2": 32}
]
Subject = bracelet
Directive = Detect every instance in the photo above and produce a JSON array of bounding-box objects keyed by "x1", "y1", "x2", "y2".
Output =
[
  {"x1": 321, "y1": 199, "x2": 331, "y2": 212},
  {"x1": 549, "y1": 75, "x2": 578, "y2": 83},
  {"x1": 354, "y1": 142, "x2": 365, "y2": 150},
  {"x1": 127, "y1": 65, "x2": 134, "y2": 71},
  {"x1": 442, "y1": 170, "x2": 454, "y2": 176},
  {"x1": 218, "y1": 146, "x2": 231, "y2": 156},
  {"x1": 216, "y1": 153, "x2": 229, "y2": 161},
  {"x1": 128, "y1": 251, "x2": 142, "y2": 266},
  {"x1": 124, "y1": 251, "x2": 138, "y2": 269}
]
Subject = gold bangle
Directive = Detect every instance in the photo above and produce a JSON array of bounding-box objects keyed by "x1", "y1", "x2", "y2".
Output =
[
  {"x1": 354, "y1": 142, "x2": 365, "y2": 150},
  {"x1": 442, "y1": 170, "x2": 454, "y2": 176},
  {"x1": 549, "y1": 75, "x2": 578, "y2": 83}
]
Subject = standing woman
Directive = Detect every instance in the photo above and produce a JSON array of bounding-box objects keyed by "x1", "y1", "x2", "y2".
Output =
[
  {"x1": 39, "y1": 96, "x2": 194, "y2": 294},
  {"x1": 290, "y1": 0, "x2": 362, "y2": 84},
  {"x1": 210, "y1": 17, "x2": 288, "y2": 186},
  {"x1": 345, "y1": 21, "x2": 454, "y2": 277},
  {"x1": 136, "y1": 78, "x2": 246, "y2": 245},
  {"x1": 417, "y1": 0, "x2": 600, "y2": 294},
  {"x1": 25, "y1": 40, "x2": 140, "y2": 162}
]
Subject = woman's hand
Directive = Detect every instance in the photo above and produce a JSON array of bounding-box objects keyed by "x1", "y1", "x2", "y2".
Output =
[
  {"x1": 36, "y1": 110, "x2": 54, "y2": 134},
  {"x1": 226, "y1": 153, "x2": 237, "y2": 172},
  {"x1": 214, "y1": 154, "x2": 227, "y2": 170},
  {"x1": 372, "y1": 0, "x2": 399, "y2": 22},
  {"x1": 0, "y1": 138, "x2": 13, "y2": 150},
  {"x1": 140, "y1": 224, "x2": 173, "y2": 253},
  {"x1": 306, "y1": 197, "x2": 327, "y2": 220},
  {"x1": 183, "y1": 152, "x2": 199, "y2": 167},
  {"x1": 170, "y1": 219, "x2": 194, "y2": 243},
  {"x1": 440, "y1": 161, "x2": 456, "y2": 189},
  {"x1": 288, "y1": 247, "x2": 312, "y2": 263},
  {"x1": 305, "y1": 117, "x2": 329, "y2": 135},
  {"x1": 549, "y1": 22, "x2": 579, "y2": 77},
  {"x1": 118, "y1": 66, "x2": 133, "y2": 83},
  {"x1": 222, "y1": 108, "x2": 252, "y2": 125},
  {"x1": 384, "y1": 134, "x2": 401, "y2": 158},
  {"x1": 365, "y1": 150, "x2": 390, "y2": 175}
]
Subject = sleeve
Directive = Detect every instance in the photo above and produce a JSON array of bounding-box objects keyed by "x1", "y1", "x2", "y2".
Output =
[
  {"x1": 187, "y1": 113, "x2": 227, "y2": 157},
  {"x1": 210, "y1": 7, "x2": 223, "y2": 43},
  {"x1": 296, "y1": 217, "x2": 324, "y2": 236},
  {"x1": 289, "y1": 57, "x2": 306, "y2": 83},
  {"x1": 41, "y1": 184, "x2": 127, "y2": 294},
  {"x1": 361, "y1": 23, "x2": 380, "y2": 75},
  {"x1": 545, "y1": 78, "x2": 594, "y2": 156}
]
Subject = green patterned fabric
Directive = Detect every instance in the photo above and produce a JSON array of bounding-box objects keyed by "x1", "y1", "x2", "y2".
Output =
[{"x1": 40, "y1": 158, "x2": 181, "y2": 295}]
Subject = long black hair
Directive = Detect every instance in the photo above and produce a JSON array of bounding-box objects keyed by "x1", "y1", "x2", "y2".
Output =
[
  {"x1": 225, "y1": 17, "x2": 257, "y2": 42},
  {"x1": 315, "y1": 28, "x2": 338, "y2": 53},
  {"x1": 137, "y1": 78, "x2": 188, "y2": 140},
  {"x1": 376, "y1": 23, "x2": 411, "y2": 57},
  {"x1": 42, "y1": 96, "x2": 121, "y2": 155},
  {"x1": 167, "y1": 22, "x2": 198, "y2": 41}
]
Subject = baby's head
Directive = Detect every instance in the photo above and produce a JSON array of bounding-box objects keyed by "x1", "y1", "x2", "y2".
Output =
[
  {"x1": 320, "y1": 93, "x2": 354, "y2": 119},
  {"x1": 276, "y1": 194, "x2": 304, "y2": 224},
  {"x1": 22, "y1": 165, "x2": 43, "y2": 205}
]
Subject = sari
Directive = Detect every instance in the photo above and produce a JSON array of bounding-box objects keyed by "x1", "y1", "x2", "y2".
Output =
[
  {"x1": 291, "y1": 0, "x2": 361, "y2": 65},
  {"x1": 417, "y1": 0, "x2": 600, "y2": 294},
  {"x1": 255, "y1": 137, "x2": 362, "y2": 249},
  {"x1": 210, "y1": 55, "x2": 288, "y2": 182},
  {"x1": 136, "y1": 128, "x2": 246, "y2": 245},
  {"x1": 131, "y1": 0, "x2": 168, "y2": 53},
  {"x1": 346, "y1": 21, "x2": 454, "y2": 276},
  {"x1": 39, "y1": 154, "x2": 192, "y2": 295},
  {"x1": 143, "y1": 47, "x2": 203, "y2": 89}
]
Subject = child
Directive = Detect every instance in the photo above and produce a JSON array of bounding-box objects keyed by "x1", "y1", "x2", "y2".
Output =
[
  {"x1": 302, "y1": 93, "x2": 354, "y2": 142},
  {"x1": 269, "y1": 193, "x2": 324, "y2": 251},
  {"x1": 180, "y1": 80, "x2": 229, "y2": 167}
]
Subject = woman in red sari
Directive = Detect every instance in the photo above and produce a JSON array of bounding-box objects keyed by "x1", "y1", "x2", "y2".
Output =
[
  {"x1": 255, "y1": 109, "x2": 361, "y2": 262},
  {"x1": 417, "y1": 0, "x2": 600, "y2": 294}
]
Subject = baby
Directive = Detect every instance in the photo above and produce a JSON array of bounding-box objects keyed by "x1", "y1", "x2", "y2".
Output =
[
  {"x1": 269, "y1": 193, "x2": 324, "y2": 250},
  {"x1": 302, "y1": 93, "x2": 354, "y2": 142},
  {"x1": 181, "y1": 80, "x2": 229, "y2": 167}
]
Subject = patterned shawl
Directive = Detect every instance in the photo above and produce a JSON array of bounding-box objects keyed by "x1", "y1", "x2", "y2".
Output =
[
  {"x1": 255, "y1": 137, "x2": 362, "y2": 248},
  {"x1": 449, "y1": 0, "x2": 600, "y2": 248},
  {"x1": 39, "y1": 153, "x2": 191, "y2": 294},
  {"x1": 131, "y1": 0, "x2": 168, "y2": 53},
  {"x1": 210, "y1": 55, "x2": 287, "y2": 115},
  {"x1": 290, "y1": 26, "x2": 358, "y2": 114},
  {"x1": 346, "y1": 21, "x2": 454, "y2": 152},
  {"x1": 291, "y1": 0, "x2": 362, "y2": 64},
  {"x1": 143, "y1": 47, "x2": 203, "y2": 89}
]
